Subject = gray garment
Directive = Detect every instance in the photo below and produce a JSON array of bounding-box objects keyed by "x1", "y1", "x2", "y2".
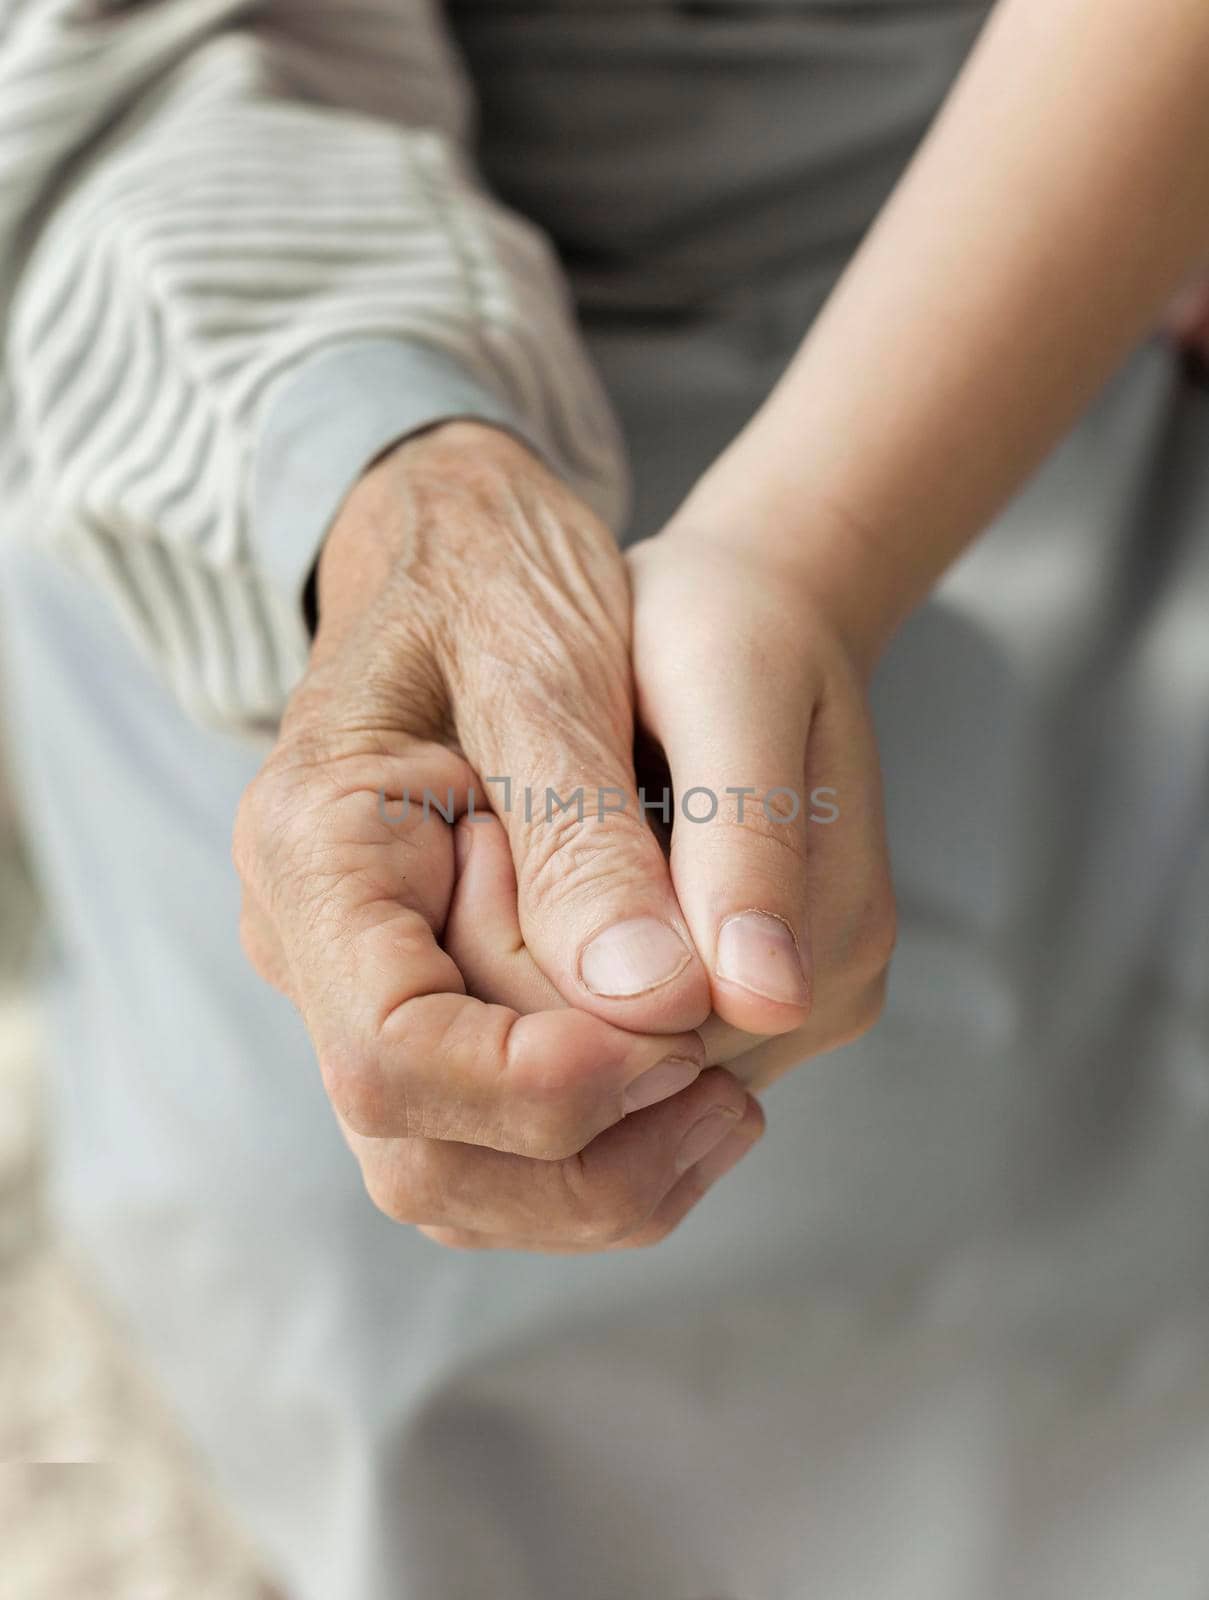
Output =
[
  {"x1": 451, "y1": 1, "x2": 989, "y2": 318},
  {"x1": 4, "y1": 7, "x2": 1209, "y2": 1599}
]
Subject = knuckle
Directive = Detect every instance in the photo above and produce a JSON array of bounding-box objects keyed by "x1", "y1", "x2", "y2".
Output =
[
  {"x1": 474, "y1": 617, "x2": 630, "y2": 755},
  {"x1": 703, "y1": 789, "x2": 811, "y2": 857},
  {"x1": 506, "y1": 1046, "x2": 599, "y2": 1160},
  {"x1": 520, "y1": 1099, "x2": 593, "y2": 1163},
  {"x1": 518, "y1": 804, "x2": 652, "y2": 915},
  {"x1": 322, "y1": 1043, "x2": 395, "y2": 1137},
  {"x1": 233, "y1": 765, "x2": 314, "y2": 905},
  {"x1": 231, "y1": 781, "x2": 267, "y2": 884},
  {"x1": 361, "y1": 1162, "x2": 420, "y2": 1227},
  {"x1": 596, "y1": 1196, "x2": 650, "y2": 1246},
  {"x1": 555, "y1": 1157, "x2": 650, "y2": 1246},
  {"x1": 238, "y1": 901, "x2": 286, "y2": 990},
  {"x1": 719, "y1": 810, "x2": 809, "y2": 870},
  {"x1": 240, "y1": 763, "x2": 291, "y2": 838},
  {"x1": 396, "y1": 1139, "x2": 450, "y2": 1220}
]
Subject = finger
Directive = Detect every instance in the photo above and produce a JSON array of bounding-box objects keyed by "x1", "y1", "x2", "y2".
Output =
[
  {"x1": 411, "y1": 1095, "x2": 766, "y2": 1253},
  {"x1": 713, "y1": 672, "x2": 898, "y2": 1088},
  {"x1": 444, "y1": 810, "x2": 766, "y2": 1070},
  {"x1": 692, "y1": 672, "x2": 896, "y2": 1084},
  {"x1": 438, "y1": 800, "x2": 806, "y2": 1088},
  {"x1": 736, "y1": 972, "x2": 890, "y2": 1092},
  {"x1": 442, "y1": 813, "x2": 764, "y2": 1074},
  {"x1": 696, "y1": 1010, "x2": 766, "y2": 1067},
  {"x1": 237, "y1": 738, "x2": 704, "y2": 1156},
  {"x1": 446, "y1": 814, "x2": 707, "y2": 1115},
  {"x1": 445, "y1": 813, "x2": 564, "y2": 1014},
  {"x1": 349, "y1": 1068, "x2": 759, "y2": 1244},
  {"x1": 795, "y1": 666, "x2": 897, "y2": 1004},
  {"x1": 635, "y1": 632, "x2": 816, "y2": 1036},
  {"x1": 457, "y1": 645, "x2": 712, "y2": 1036}
]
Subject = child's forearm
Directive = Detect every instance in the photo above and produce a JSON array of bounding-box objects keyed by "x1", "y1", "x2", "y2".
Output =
[{"x1": 678, "y1": 0, "x2": 1209, "y2": 667}]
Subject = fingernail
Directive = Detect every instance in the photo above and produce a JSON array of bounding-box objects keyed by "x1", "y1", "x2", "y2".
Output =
[
  {"x1": 675, "y1": 1105, "x2": 742, "y2": 1174},
  {"x1": 689, "y1": 1127, "x2": 756, "y2": 1188},
  {"x1": 580, "y1": 917, "x2": 692, "y2": 998},
  {"x1": 716, "y1": 911, "x2": 809, "y2": 1006},
  {"x1": 623, "y1": 1056, "x2": 701, "y2": 1115}
]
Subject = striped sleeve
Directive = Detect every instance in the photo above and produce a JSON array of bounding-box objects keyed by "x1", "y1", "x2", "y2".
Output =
[{"x1": 0, "y1": 0, "x2": 629, "y2": 734}]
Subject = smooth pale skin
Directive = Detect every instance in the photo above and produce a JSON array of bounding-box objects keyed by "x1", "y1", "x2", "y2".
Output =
[{"x1": 235, "y1": 0, "x2": 1209, "y2": 1252}]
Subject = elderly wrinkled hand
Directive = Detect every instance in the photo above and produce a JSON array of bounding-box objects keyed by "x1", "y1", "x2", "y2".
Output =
[
  {"x1": 233, "y1": 422, "x2": 763, "y2": 1252},
  {"x1": 624, "y1": 522, "x2": 897, "y2": 1090}
]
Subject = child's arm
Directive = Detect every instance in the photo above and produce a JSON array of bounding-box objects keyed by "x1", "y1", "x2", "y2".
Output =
[{"x1": 675, "y1": 0, "x2": 1209, "y2": 668}]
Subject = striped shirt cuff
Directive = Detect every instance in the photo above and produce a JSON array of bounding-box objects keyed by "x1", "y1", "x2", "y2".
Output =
[{"x1": 252, "y1": 338, "x2": 538, "y2": 627}]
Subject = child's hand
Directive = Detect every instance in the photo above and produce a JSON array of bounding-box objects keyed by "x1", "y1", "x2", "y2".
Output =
[{"x1": 622, "y1": 524, "x2": 897, "y2": 1086}]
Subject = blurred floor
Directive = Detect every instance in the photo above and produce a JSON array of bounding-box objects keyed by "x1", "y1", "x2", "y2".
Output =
[{"x1": 0, "y1": 842, "x2": 278, "y2": 1599}]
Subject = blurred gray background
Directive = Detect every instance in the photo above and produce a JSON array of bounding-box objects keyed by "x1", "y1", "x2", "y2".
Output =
[{"x1": 0, "y1": 689, "x2": 276, "y2": 1596}]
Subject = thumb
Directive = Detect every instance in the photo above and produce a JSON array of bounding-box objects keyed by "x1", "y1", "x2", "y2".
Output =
[
  {"x1": 462, "y1": 668, "x2": 712, "y2": 1035},
  {"x1": 639, "y1": 652, "x2": 815, "y2": 1037}
]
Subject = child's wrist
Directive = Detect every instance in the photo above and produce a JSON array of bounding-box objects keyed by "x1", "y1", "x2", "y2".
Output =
[{"x1": 667, "y1": 479, "x2": 911, "y2": 677}]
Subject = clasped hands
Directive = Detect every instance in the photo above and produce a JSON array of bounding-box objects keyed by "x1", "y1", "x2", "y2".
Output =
[{"x1": 234, "y1": 422, "x2": 896, "y2": 1253}]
